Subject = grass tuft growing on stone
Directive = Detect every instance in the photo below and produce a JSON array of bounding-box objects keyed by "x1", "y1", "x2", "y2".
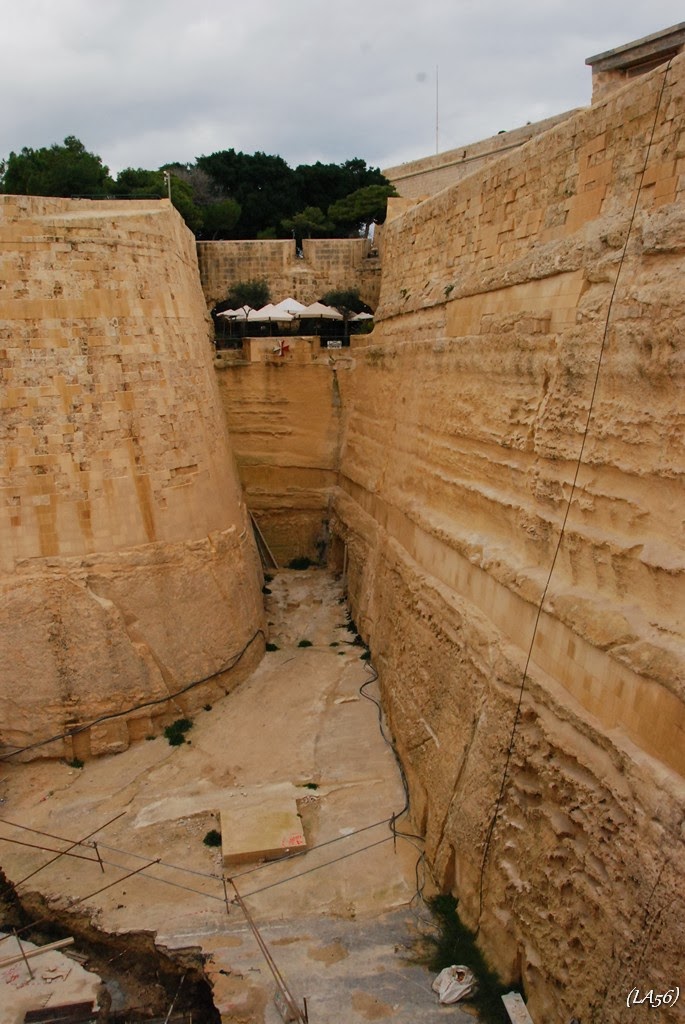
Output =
[
  {"x1": 164, "y1": 718, "x2": 193, "y2": 746},
  {"x1": 203, "y1": 829, "x2": 222, "y2": 848}
]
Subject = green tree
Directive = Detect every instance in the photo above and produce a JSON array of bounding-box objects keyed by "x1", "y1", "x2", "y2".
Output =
[
  {"x1": 281, "y1": 206, "x2": 333, "y2": 241},
  {"x1": 201, "y1": 198, "x2": 242, "y2": 239},
  {"x1": 1, "y1": 136, "x2": 112, "y2": 197},
  {"x1": 293, "y1": 158, "x2": 388, "y2": 216},
  {"x1": 338, "y1": 158, "x2": 389, "y2": 196},
  {"x1": 320, "y1": 288, "x2": 371, "y2": 316},
  {"x1": 111, "y1": 167, "x2": 161, "y2": 197},
  {"x1": 221, "y1": 279, "x2": 271, "y2": 311},
  {"x1": 293, "y1": 161, "x2": 351, "y2": 213},
  {"x1": 328, "y1": 183, "x2": 397, "y2": 237},
  {"x1": 112, "y1": 167, "x2": 203, "y2": 233},
  {"x1": 196, "y1": 149, "x2": 298, "y2": 238},
  {"x1": 320, "y1": 288, "x2": 372, "y2": 336}
]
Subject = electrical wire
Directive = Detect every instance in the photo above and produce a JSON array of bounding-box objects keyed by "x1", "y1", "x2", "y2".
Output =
[
  {"x1": 475, "y1": 58, "x2": 676, "y2": 936},
  {"x1": 358, "y1": 661, "x2": 428, "y2": 905},
  {"x1": 96, "y1": 814, "x2": 396, "y2": 883},
  {"x1": 0, "y1": 629, "x2": 265, "y2": 762},
  {"x1": 0, "y1": 857, "x2": 161, "y2": 949},
  {"x1": 0, "y1": 822, "x2": 421, "y2": 931}
]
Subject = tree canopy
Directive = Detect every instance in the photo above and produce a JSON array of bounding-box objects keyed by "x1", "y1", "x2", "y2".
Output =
[
  {"x1": 216, "y1": 279, "x2": 271, "y2": 313},
  {"x1": 196, "y1": 149, "x2": 299, "y2": 239},
  {"x1": 320, "y1": 289, "x2": 372, "y2": 317},
  {"x1": 328, "y1": 183, "x2": 397, "y2": 237},
  {"x1": 1, "y1": 135, "x2": 395, "y2": 241},
  {"x1": 1, "y1": 136, "x2": 112, "y2": 198},
  {"x1": 281, "y1": 205, "x2": 333, "y2": 241}
]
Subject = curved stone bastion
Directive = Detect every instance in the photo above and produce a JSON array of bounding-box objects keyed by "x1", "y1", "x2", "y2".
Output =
[{"x1": 0, "y1": 196, "x2": 265, "y2": 761}]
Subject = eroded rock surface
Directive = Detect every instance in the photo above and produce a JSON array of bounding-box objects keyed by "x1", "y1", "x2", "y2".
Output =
[{"x1": 332, "y1": 55, "x2": 685, "y2": 1024}]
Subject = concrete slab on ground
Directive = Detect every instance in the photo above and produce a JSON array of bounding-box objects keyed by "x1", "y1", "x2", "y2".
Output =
[{"x1": 221, "y1": 794, "x2": 306, "y2": 866}]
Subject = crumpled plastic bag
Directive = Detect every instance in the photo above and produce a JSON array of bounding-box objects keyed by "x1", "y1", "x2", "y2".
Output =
[{"x1": 432, "y1": 964, "x2": 475, "y2": 1004}]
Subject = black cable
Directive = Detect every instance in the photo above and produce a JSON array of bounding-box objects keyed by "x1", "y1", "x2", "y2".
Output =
[
  {"x1": 238, "y1": 834, "x2": 395, "y2": 899},
  {"x1": 476, "y1": 57, "x2": 676, "y2": 933},
  {"x1": 358, "y1": 662, "x2": 428, "y2": 903},
  {"x1": 0, "y1": 628, "x2": 265, "y2": 762},
  {"x1": 360, "y1": 667, "x2": 421, "y2": 835}
]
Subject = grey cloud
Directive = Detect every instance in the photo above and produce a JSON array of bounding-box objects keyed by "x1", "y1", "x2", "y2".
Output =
[{"x1": 1, "y1": 1, "x2": 683, "y2": 175}]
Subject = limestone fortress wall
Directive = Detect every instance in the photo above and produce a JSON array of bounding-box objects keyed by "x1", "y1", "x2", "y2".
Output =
[
  {"x1": 331, "y1": 55, "x2": 684, "y2": 1023},
  {"x1": 382, "y1": 109, "x2": 581, "y2": 200},
  {"x1": 214, "y1": 344, "x2": 342, "y2": 567},
  {"x1": 197, "y1": 236, "x2": 381, "y2": 309},
  {"x1": 0, "y1": 45, "x2": 683, "y2": 1024},
  {"x1": 0, "y1": 196, "x2": 265, "y2": 760}
]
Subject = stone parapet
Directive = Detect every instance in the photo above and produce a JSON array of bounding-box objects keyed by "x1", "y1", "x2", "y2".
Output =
[{"x1": 383, "y1": 111, "x2": 580, "y2": 199}]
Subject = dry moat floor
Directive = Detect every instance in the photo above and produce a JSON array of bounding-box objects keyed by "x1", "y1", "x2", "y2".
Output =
[{"x1": 0, "y1": 570, "x2": 476, "y2": 1024}]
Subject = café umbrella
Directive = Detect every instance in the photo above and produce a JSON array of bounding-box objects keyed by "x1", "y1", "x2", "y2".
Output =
[
  {"x1": 247, "y1": 304, "x2": 294, "y2": 323},
  {"x1": 294, "y1": 302, "x2": 343, "y2": 320},
  {"x1": 271, "y1": 297, "x2": 307, "y2": 316}
]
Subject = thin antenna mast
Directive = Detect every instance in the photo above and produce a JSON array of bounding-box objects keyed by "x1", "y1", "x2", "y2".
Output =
[{"x1": 435, "y1": 64, "x2": 439, "y2": 154}]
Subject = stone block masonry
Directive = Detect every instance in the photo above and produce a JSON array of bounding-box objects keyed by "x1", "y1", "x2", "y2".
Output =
[
  {"x1": 0, "y1": 41, "x2": 683, "y2": 1024},
  {"x1": 197, "y1": 236, "x2": 381, "y2": 309},
  {"x1": 0, "y1": 197, "x2": 265, "y2": 759},
  {"x1": 333, "y1": 54, "x2": 685, "y2": 1024},
  {"x1": 383, "y1": 110, "x2": 580, "y2": 199}
]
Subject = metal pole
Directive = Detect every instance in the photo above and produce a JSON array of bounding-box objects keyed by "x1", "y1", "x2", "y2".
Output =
[
  {"x1": 8, "y1": 810, "x2": 126, "y2": 887},
  {"x1": 0, "y1": 835, "x2": 100, "y2": 863},
  {"x1": 93, "y1": 842, "x2": 105, "y2": 874},
  {"x1": 226, "y1": 876, "x2": 307, "y2": 1023},
  {"x1": 436, "y1": 64, "x2": 439, "y2": 155},
  {"x1": 13, "y1": 931, "x2": 34, "y2": 981}
]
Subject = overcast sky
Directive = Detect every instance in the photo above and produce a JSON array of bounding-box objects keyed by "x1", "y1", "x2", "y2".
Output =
[{"x1": 2, "y1": 1, "x2": 683, "y2": 176}]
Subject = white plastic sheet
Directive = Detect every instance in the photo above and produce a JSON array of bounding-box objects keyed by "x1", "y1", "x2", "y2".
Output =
[{"x1": 432, "y1": 964, "x2": 475, "y2": 1004}]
